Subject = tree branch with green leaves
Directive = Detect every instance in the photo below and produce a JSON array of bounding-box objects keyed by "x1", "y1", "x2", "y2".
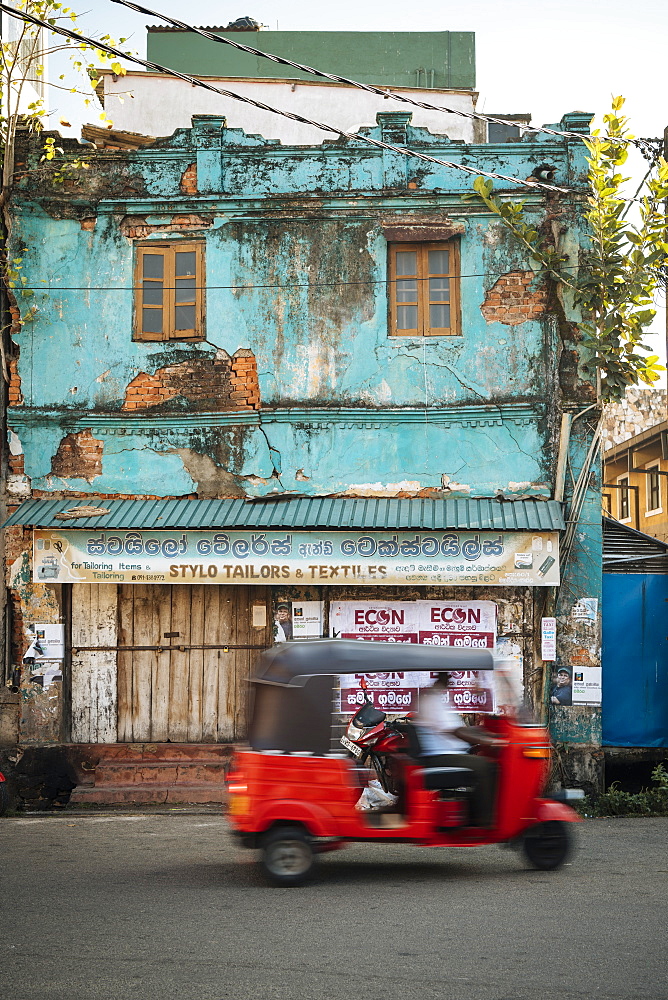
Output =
[
  {"x1": 471, "y1": 97, "x2": 668, "y2": 402},
  {"x1": 0, "y1": 1, "x2": 131, "y2": 380}
]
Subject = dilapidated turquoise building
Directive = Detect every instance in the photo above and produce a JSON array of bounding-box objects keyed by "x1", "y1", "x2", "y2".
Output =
[{"x1": 2, "y1": 101, "x2": 604, "y2": 801}]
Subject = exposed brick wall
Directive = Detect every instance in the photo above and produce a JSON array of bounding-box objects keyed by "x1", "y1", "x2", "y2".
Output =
[
  {"x1": 50, "y1": 428, "x2": 103, "y2": 481},
  {"x1": 80, "y1": 217, "x2": 96, "y2": 231},
  {"x1": 9, "y1": 304, "x2": 21, "y2": 335},
  {"x1": 123, "y1": 372, "x2": 180, "y2": 409},
  {"x1": 122, "y1": 349, "x2": 261, "y2": 411},
  {"x1": 180, "y1": 162, "x2": 197, "y2": 194},
  {"x1": 5, "y1": 525, "x2": 30, "y2": 577},
  {"x1": 121, "y1": 213, "x2": 212, "y2": 239},
  {"x1": 481, "y1": 271, "x2": 547, "y2": 326},
  {"x1": 8, "y1": 357, "x2": 23, "y2": 405},
  {"x1": 5, "y1": 528, "x2": 31, "y2": 665},
  {"x1": 8, "y1": 452, "x2": 24, "y2": 475},
  {"x1": 11, "y1": 591, "x2": 27, "y2": 664},
  {"x1": 230, "y1": 349, "x2": 261, "y2": 408}
]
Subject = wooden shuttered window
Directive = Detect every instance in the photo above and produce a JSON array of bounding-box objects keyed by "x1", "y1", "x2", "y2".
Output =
[
  {"x1": 389, "y1": 241, "x2": 460, "y2": 337},
  {"x1": 134, "y1": 242, "x2": 204, "y2": 341},
  {"x1": 618, "y1": 476, "x2": 630, "y2": 520}
]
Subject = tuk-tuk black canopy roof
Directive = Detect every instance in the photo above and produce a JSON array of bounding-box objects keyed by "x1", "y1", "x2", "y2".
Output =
[{"x1": 253, "y1": 639, "x2": 495, "y2": 687}]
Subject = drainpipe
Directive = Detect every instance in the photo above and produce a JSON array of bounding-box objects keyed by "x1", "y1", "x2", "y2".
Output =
[
  {"x1": 554, "y1": 413, "x2": 572, "y2": 502},
  {"x1": 555, "y1": 404, "x2": 600, "y2": 503}
]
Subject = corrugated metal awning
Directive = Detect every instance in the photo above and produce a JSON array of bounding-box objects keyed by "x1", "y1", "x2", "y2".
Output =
[
  {"x1": 3, "y1": 496, "x2": 565, "y2": 532},
  {"x1": 603, "y1": 516, "x2": 668, "y2": 574}
]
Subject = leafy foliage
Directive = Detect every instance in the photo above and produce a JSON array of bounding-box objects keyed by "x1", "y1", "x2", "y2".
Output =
[
  {"x1": 0, "y1": 2, "x2": 130, "y2": 372},
  {"x1": 472, "y1": 98, "x2": 668, "y2": 402},
  {"x1": 1, "y1": 1, "x2": 129, "y2": 188},
  {"x1": 574, "y1": 763, "x2": 668, "y2": 817}
]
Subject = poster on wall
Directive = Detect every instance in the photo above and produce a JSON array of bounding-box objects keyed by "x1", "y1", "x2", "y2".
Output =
[
  {"x1": 23, "y1": 624, "x2": 64, "y2": 690},
  {"x1": 541, "y1": 617, "x2": 557, "y2": 661},
  {"x1": 330, "y1": 600, "x2": 498, "y2": 714},
  {"x1": 291, "y1": 601, "x2": 323, "y2": 639},
  {"x1": 24, "y1": 623, "x2": 65, "y2": 660},
  {"x1": 273, "y1": 601, "x2": 324, "y2": 640},
  {"x1": 32, "y1": 529, "x2": 560, "y2": 586},
  {"x1": 572, "y1": 666, "x2": 602, "y2": 706}
]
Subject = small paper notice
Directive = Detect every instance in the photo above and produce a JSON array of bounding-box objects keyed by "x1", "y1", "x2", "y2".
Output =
[
  {"x1": 252, "y1": 605, "x2": 267, "y2": 628},
  {"x1": 571, "y1": 599, "x2": 598, "y2": 624},
  {"x1": 541, "y1": 617, "x2": 557, "y2": 661}
]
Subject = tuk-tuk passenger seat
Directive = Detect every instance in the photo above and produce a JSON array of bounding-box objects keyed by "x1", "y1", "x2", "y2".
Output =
[
  {"x1": 397, "y1": 722, "x2": 476, "y2": 791},
  {"x1": 419, "y1": 765, "x2": 476, "y2": 791}
]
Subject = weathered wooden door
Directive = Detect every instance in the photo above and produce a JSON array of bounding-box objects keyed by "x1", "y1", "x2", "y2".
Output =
[
  {"x1": 71, "y1": 584, "x2": 118, "y2": 742},
  {"x1": 70, "y1": 583, "x2": 271, "y2": 743},
  {"x1": 117, "y1": 584, "x2": 271, "y2": 742}
]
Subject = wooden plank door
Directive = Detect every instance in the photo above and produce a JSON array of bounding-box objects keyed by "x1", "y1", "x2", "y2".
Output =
[
  {"x1": 117, "y1": 584, "x2": 271, "y2": 742},
  {"x1": 71, "y1": 584, "x2": 118, "y2": 742}
]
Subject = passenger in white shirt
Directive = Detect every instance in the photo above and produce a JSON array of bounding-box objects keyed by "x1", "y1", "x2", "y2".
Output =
[{"x1": 414, "y1": 673, "x2": 504, "y2": 828}]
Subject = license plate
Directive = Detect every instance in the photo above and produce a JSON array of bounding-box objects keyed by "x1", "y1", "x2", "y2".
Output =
[{"x1": 340, "y1": 735, "x2": 363, "y2": 758}]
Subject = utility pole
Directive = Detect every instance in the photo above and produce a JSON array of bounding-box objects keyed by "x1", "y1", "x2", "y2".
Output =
[{"x1": 664, "y1": 125, "x2": 668, "y2": 389}]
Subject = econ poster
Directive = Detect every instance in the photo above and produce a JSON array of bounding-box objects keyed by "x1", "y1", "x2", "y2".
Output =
[{"x1": 331, "y1": 600, "x2": 497, "y2": 714}]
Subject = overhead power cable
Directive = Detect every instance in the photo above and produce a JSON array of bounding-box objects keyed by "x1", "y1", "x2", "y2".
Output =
[
  {"x1": 21, "y1": 264, "x2": 589, "y2": 293},
  {"x1": 113, "y1": 2, "x2": 666, "y2": 157},
  {"x1": 110, "y1": 0, "x2": 596, "y2": 145},
  {"x1": 0, "y1": 2, "x2": 569, "y2": 194}
]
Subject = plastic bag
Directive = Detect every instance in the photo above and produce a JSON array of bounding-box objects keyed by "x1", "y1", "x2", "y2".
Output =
[{"x1": 355, "y1": 778, "x2": 399, "y2": 812}]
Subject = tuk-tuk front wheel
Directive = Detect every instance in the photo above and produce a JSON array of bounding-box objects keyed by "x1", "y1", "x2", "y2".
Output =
[
  {"x1": 522, "y1": 820, "x2": 572, "y2": 871},
  {"x1": 260, "y1": 826, "x2": 315, "y2": 886}
]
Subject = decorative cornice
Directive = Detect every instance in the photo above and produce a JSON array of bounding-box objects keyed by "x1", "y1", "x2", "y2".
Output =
[
  {"x1": 260, "y1": 404, "x2": 540, "y2": 428},
  {"x1": 93, "y1": 194, "x2": 544, "y2": 216},
  {"x1": 7, "y1": 409, "x2": 261, "y2": 433},
  {"x1": 8, "y1": 403, "x2": 542, "y2": 434}
]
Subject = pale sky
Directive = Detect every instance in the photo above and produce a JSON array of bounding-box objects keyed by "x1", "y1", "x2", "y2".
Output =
[
  {"x1": 66, "y1": 0, "x2": 668, "y2": 137},
  {"x1": 40, "y1": 0, "x2": 668, "y2": 377}
]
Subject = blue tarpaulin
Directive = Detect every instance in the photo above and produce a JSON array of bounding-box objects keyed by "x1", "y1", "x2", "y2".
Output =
[{"x1": 602, "y1": 574, "x2": 668, "y2": 748}]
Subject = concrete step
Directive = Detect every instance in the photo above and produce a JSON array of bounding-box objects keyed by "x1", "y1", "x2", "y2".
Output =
[
  {"x1": 84, "y1": 743, "x2": 231, "y2": 763},
  {"x1": 70, "y1": 784, "x2": 227, "y2": 805},
  {"x1": 68, "y1": 743, "x2": 232, "y2": 806},
  {"x1": 92, "y1": 762, "x2": 227, "y2": 785}
]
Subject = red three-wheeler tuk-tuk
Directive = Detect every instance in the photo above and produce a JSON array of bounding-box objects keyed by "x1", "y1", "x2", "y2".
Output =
[{"x1": 226, "y1": 640, "x2": 581, "y2": 886}]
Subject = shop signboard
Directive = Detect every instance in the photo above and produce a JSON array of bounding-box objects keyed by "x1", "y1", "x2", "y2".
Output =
[
  {"x1": 32, "y1": 529, "x2": 559, "y2": 586},
  {"x1": 330, "y1": 600, "x2": 498, "y2": 714}
]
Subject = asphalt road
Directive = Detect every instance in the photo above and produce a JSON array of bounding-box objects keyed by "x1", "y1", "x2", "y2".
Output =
[{"x1": 2, "y1": 812, "x2": 666, "y2": 1000}]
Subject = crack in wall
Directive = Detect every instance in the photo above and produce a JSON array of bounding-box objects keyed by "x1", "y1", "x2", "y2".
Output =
[
  {"x1": 163, "y1": 448, "x2": 245, "y2": 498},
  {"x1": 256, "y1": 418, "x2": 284, "y2": 489},
  {"x1": 422, "y1": 358, "x2": 488, "y2": 399}
]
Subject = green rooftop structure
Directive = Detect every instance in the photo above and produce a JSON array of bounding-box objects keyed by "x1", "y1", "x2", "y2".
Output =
[{"x1": 146, "y1": 28, "x2": 476, "y2": 91}]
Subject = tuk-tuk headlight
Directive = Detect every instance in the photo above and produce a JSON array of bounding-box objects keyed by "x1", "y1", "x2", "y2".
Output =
[{"x1": 346, "y1": 721, "x2": 367, "y2": 741}]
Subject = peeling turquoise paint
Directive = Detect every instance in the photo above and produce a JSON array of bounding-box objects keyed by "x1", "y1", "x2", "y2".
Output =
[
  {"x1": 550, "y1": 418, "x2": 603, "y2": 749},
  {"x1": 10, "y1": 111, "x2": 594, "y2": 502},
  {"x1": 7, "y1": 108, "x2": 604, "y2": 775}
]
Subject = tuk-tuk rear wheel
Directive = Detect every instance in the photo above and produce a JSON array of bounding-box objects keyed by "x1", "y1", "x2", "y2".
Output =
[
  {"x1": 260, "y1": 826, "x2": 315, "y2": 886},
  {"x1": 522, "y1": 820, "x2": 572, "y2": 870}
]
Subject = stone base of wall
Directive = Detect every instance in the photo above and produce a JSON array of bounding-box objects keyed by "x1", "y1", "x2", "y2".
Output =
[
  {"x1": 0, "y1": 743, "x2": 233, "y2": 810},
  {"x1": 551, "y1": 742, "x2": 605, "y2": 797},
  {"x1": 0, "y1": 689, "x2": 19, "y2": 745}
]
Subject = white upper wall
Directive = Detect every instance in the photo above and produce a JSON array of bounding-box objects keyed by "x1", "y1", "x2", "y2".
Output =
[
  {"x1": 101, "y1": 71, "x2": 479, "y2": 145},
  {"x1": 1, "y1": 4, "x2": 47, "y2": 116}
]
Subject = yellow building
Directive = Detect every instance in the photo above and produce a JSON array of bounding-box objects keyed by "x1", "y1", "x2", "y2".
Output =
[{"x1": 603, "y1": 417, "x2": 668, "y2": 544}]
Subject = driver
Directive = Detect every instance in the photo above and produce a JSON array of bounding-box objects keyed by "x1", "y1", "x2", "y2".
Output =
[{"x1": 414, "y1": 672, "x2": 504, "y2": 828}]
